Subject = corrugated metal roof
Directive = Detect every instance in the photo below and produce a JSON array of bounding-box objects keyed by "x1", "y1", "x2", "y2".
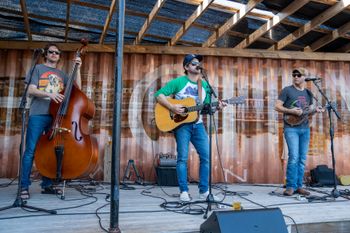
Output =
[{"x1": 0, "y1": 0, "x2": 349, "y2": 52}]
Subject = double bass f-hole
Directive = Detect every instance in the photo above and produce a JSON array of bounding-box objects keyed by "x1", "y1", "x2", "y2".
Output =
[
  {"x1": 48, "y1": 121, "x2": 82, "y2": 141},
  {"x1": 72, "y1": 121, "x2": 82, "y2": 141}
]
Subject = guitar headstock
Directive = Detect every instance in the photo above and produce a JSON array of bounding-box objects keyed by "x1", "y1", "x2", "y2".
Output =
[{"x1": 226, "y1": 96, "x2": 246, "y2": 105}]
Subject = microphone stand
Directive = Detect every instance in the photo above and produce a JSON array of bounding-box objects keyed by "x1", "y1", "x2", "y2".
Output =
[
  {"x1": 200, "y1": 68, "x2": 218, "y2": 219},
  {"x1": 0, "y1": 50, "x2": 56, "y2": 214},
  {"x1": 311, "y1": 79, "x2": 341, "y2": 198}
]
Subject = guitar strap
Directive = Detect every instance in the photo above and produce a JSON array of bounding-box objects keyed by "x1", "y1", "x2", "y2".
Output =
[
  {"x1": 305, "y1": 88, "x2": 313, "y2": 105},
  {"x1": 197, "y1": 78, "x2": 202, "y2": 104}
]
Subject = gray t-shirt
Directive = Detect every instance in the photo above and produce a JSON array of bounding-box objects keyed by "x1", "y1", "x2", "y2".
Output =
[
  {"x1": 278, "y1": 85, "x2": 313, "y2": 128},
  {"x1": 25, "y1": 64, "x2": 68, "y2": 116}
]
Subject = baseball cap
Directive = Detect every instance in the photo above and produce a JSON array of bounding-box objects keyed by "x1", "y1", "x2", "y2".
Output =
[
  {"x1": 183, "y1": 54, "x2": 203, "y2": 67},
  {"x1": 292, "y1": 67, "x2": 309, "y2": 76}
]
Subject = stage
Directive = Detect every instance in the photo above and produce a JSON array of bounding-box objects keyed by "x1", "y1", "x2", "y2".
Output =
[{"x1": 0, "y1": 178, "x2": 349, "y2": 233}]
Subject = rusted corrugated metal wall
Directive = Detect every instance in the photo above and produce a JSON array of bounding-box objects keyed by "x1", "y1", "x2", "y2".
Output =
[{"x1": 1, "y1": 50, "x2": 349, "y2": 183}]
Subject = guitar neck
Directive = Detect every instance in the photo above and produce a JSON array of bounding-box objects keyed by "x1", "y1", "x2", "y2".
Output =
[{"x1": 186, "y1": 101, "x2": 220, "y2": 112}]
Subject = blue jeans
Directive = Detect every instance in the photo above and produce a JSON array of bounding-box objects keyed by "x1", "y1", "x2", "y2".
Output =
[
  {"x1": 284, "y1": 127, "x2": 310, "y2": 190},
  {"x1": 174, "y1": 123, "x2": 209, "y2": 194},
  {"x1": 21, "y1": 115, "x2": 53, "y2": 190}
]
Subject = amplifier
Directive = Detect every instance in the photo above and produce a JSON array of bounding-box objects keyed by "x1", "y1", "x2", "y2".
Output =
[
  {"x1": 310, "y1": 165, "x2": 339, "y2": 186},
  {"x1": 158, "y1": 157, "x2": 177, "y2": 167},
  {"x1": 156, "y1": 166, "x2": 178, "y2": 186}
]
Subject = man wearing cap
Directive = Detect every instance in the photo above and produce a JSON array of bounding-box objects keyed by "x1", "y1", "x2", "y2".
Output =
[
  {"x1": 155, "y1": 54, "x2": 223, "y2": 202},
  {"x1": 275, "y1": 67, "x2": 323, "y2": 196}
]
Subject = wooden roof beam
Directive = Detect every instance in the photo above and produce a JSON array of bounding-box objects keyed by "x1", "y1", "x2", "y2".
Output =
[
  {"x1": 235, "y1": 0, "x2": 310, "y2": 49},
  {"x1": 170, "y1": 0, "x2": 215, "y2": 46},
  {"x1": 269, "y1": 0, "x2": 350, "y2": 51},
  {"x1": 202, "y1": 0, "x2": 261, "y2": 47},
  {"x1": 99, "y1": 0, "x2": 116, "y2": 44},
  {"x1": 128, "y1": 6, "x2": 350, "y2": 40},
  {"x1": 175, "y1": 0, "x2": 272, "y2": 20},
  {"x1": 57, "y1": 0, "x2": 350, "y2": 40},
  {"x1": 134, "y1": 0, "x2": 166, "y2": 44},
  {"x1": 309, "y1": 21, "x2": 350, "y2": 51},
  {"x1": 0, "y1": 6, "x2": 275, "y2": 47},
  {"x1": 65, "y1": 0, "x2": 71, "y2": 42},
  {"x1": 57, "y1": 0, "x2": 349, "y2": 40},
  {"x1": 2, "y1": 41, "x2": 350, "y2": 61},
  {"x1": 19, "y1": 0, "x2": 32, "y2": 41}
]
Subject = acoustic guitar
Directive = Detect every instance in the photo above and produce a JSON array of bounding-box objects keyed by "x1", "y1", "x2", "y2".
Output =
[{"x1": 155, "y1": 96, "x2": 245, "y2": 132}]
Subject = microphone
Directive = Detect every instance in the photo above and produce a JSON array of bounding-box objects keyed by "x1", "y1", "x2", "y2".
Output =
[
  {"x1": 198, "y1": 66, "x2": 208, "y2": 81},
  {"x1": 305, "y1": 76, "x2": 321, "y2": 82},
  {"x1": 34, "y1": 48, "x2": 45, "y2": 54}
]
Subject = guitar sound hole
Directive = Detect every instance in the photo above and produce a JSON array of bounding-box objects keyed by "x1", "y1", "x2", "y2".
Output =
[{"x1": 173, "y1": 114, "x2": 188, "y2": 123}]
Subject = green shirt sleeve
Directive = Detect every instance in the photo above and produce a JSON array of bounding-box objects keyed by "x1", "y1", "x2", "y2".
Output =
[{"x1": 154, "y1": 76, "x2": 186, "y2": 98}]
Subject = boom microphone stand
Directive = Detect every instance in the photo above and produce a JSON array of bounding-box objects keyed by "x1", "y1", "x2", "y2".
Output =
[
  {"x1": 0, "y1": 49, "x2": 56, "y2": 214},
  {"x1": 311, "y1": 78, "x2": 341, "y2": 198},
  {"x1": 200, "y1": 68, "x2": 218, "y2": 219}
]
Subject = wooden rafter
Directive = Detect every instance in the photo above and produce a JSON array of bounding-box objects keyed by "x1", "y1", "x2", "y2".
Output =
[
  {"x1": 178, "y1": 0, "x2": 350, "y2": 14},
  {"x1": 170, "y1": 0, "x2": 215, "y2": 46},
  {"x1": 202, "y1": 0, "x2": 262, "y2": 47},
  {"x1": 134, "y1": 0, "x2": 166, "y2": 44},
  {"x1": 175, "y1": 0, "x2": 271, "y2": 20},
  {"x1": 1, "y1": 41, "x2": 350, "y2": 61},
  {"x1": 99, "y1": 0, "x2": 116, "y2": 44},
  {"x1": 54, "y1": 0, "x2": 350, "y2": 42},
  {"x1": 0, "y1": 6, "x2": 277, "y2": 47},
  {"x1": 0, "y1": 7, "x2": 307, "y2": 50},
  {"x1": 3, "y1": 4, "x2": 343, "y2": 40},
  {"x1": 65, "y1": 0, "x2": 71, "y2": 42},
  {"x1": 309, "y1": 21, "x2": 350, "y2": 51},
  {"x1": 235, "y1": 0, "x2": 310, "y2": 49},
  {"x1": 282, "y1": 18, "x2": 350, "y2": 40},
  {"x1": 19, "y1": 0, "x2": 32, "y2": 41},
  {"x1": 269, "y1": 0, "x2": 350, "y2": 51},
  {"x1": 126, "y1": 6, "x2": 350, "y2": 40},
  {"x1": 55, "y1": 0, "x2": 350, "y2": 42}
]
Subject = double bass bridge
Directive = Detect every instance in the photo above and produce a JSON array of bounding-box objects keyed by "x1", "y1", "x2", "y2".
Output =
[{"x1": 48, "y1": 127, "x2": 71, "y2": 141}]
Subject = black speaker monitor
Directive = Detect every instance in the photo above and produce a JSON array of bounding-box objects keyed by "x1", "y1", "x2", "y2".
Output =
[{"x1": 200, "y1": 208, "x2": 288, "y2": 233}]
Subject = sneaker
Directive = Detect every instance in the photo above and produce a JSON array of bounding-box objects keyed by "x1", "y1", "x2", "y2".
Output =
[
  {"x1": 180, "y1": 191, "x2": 191, "y2": 202},
  {"x1": 20, "y1": 189, "x2": 30, "y2": 200},
  {"x1": 199, "y1": 191, "x2": 221, "y2": 202}
]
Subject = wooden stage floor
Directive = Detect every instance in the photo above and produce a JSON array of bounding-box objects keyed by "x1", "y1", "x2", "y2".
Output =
[{"x1": 0, "y1": 178, "x2": 350, "y2": 233}]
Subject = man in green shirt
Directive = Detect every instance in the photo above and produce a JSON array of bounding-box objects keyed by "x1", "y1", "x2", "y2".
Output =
[{"x1": 155, "y1": 54, "x2": 223, "y2": 202}]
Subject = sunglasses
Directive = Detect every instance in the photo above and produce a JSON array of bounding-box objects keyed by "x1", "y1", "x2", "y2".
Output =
[
  {"x1": 292, "y1": 73, "x2": 303, "y2": 78},
  {"x1": 48, "y1": 50, "x2": 61, "y2": 55},
  {"x1": 190, "y1": 61, "x2": 201, "y2": 66}
]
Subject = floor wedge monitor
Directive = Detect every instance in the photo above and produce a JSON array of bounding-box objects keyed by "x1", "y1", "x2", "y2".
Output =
[{"x1": 200, "y1": 208, "x2": 288, "y2": 233}]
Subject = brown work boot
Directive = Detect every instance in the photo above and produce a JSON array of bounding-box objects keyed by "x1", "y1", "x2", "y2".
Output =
[
  {"x1": 295, "y1": 188, "x2": 310, "y2": 196},
  {"x1": 283, "y1": 188, "x2": 294, "y2": 196}
]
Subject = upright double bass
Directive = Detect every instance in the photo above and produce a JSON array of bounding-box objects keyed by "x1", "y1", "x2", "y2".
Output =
[{"x1": 35, "y1": 41, "x2": 98, "y2": 180}]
